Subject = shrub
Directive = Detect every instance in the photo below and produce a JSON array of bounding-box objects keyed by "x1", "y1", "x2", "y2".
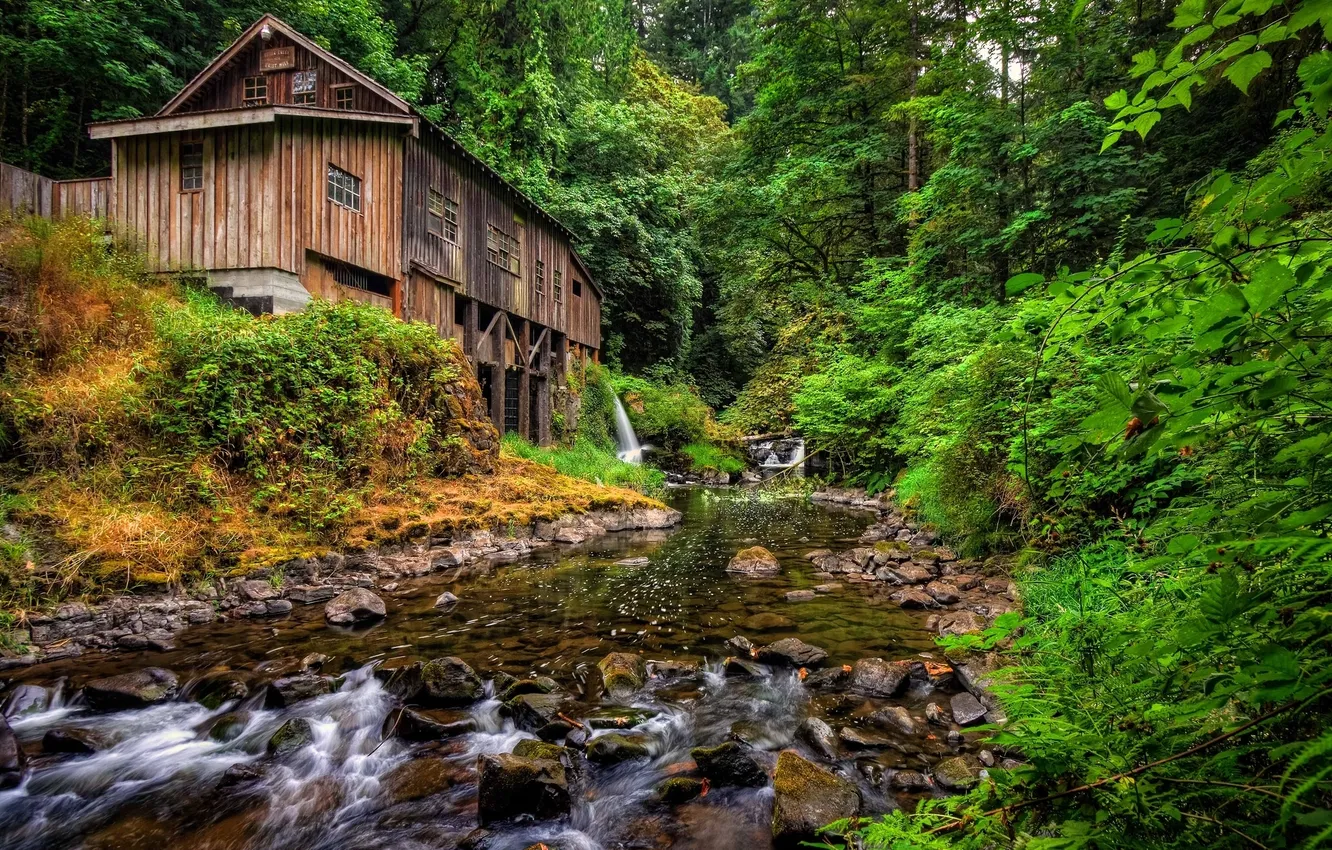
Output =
[
  {"x1": 502, "y1": 433, "x2": 665, "y2": 493},
  {"x1": 679, "y1": 441, "x2": 746, "y2": 475}
]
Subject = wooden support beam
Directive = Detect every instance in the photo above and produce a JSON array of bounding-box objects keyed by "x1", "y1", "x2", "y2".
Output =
[
  {"x1": 538, "y1": 329, "x2": 553, "y2": 446},
  {"x1": 515, "y1": 317, "x2": 531, "y2": 440},
  {"x1": 528, "y1": 327, "x2": 549, "y2": 369},
  {"x1": 461, "y1": 299, "x2": 477, "y2": 360},
  {"x1": 489, "y1": 310, "x2": 506, "y2": 433}
]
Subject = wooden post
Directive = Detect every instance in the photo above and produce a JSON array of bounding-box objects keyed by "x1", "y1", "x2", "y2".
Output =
[
  {"x1": 461, "y1": 298, "x2": 477, "y2": 361},
  {"x1": 538, "y1": 328, "x2": 553, "y2": 446},
  {"x1": 490, "y1": 309, "x2": 506, "y2": 433},
  {"x1": 515, "y1": 318, "x2": 531, "y2": 440}
]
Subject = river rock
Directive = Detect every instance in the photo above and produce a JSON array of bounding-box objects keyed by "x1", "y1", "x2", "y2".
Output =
[
  {"x1": 690, "y1": 741, "x2": 767, "y2": 787},
  {"x1": 891, "y1": 589, "x2": 938, "y2": 609},
  {"x1": 849, "y1": 658, "x2": 911, "y2": 698},
  {"x1": 885, "y1": 564, "x2": 934, "y2": 584},
  {"x1": 2, "y1": 684, "x2": 49, "y2": 718},
  {"x1": 84, "y1": 667, "x2": 179, "y2": 709},
  {"x1": 655, "y1": 776, "x2": 704, "y2": 804},
  {"x1": 384, "y1": 706, "x2": 477, "y2": 741},
  {"x1": 476, "y1": 752, "x2": 570, "y2": 825},
  {"x1": 771, "y1": 751, "x2": 859, "y2": 844},
  {"x1": 237, "y1": 579, "x2": 278, "y2": 601},
  {"x1": 422, "y1": 657, "x2": 483, "y2": 705},
  {"x1": 727, "y1": 546, "x2": 780, "y2": 576},
  {"x1": 375, "y1": 661, "x2": 425, "y2": 700},
  {"x1": 267, "y1": 718, "x2": 314, "y2": 757},
  {"x1": 888, "y1": 769, "x2": 932, "y2": 791},
  {"x1": 586, "y1": 732, "x2": 651, "y2": 764},
  {"x1": 42, "y1": 727, "x2": 105, "y2": 754},
  {"x1": 837, "y1": 726, "x2": 895, "y2": 749},
  {"x1": 615, "y1": 557, "x2": 651, "y2": 566},
  {"x1": 950, "y1": 692, "x2": 987, "y2": 726},
  {"x1": 797, "y1": 716, "x2": 839, "y2": 760},
  {"x1": 266, "y1": 674, "x2": 333, "y2": 708},
  {"x1": 741, "y1": 612, "x2": 795, "y2": 631},
  {"x1": 925, "y1": 702, "x2": 951, "y2": 726},
  {"x1": 803, "y1": 665, "x2": 851, "y2": 691},
  {"x1": 757, "y1": 638, "x2": 828, "y2": 668},
  {"x1": 597, "y1": 652, "x2": 647, "y2": 699},
  {"x1": 433, "y1": 591, "x2": 459, "y2": 608},
  {"x1": 803, "y1": 549, "x2": 833, "y2": 561},
  {"x1": 784, "y1": 590, "x2": 816, "y2": 602},
  {"x1": 189, "y1": 672, "x2": 250, "y2": 710},
  {"x1": 498, "y1": 676, "x2": 559, "y2": 702},
  {"x1": 813, "y1": 583, "x2": 842, "y2": 593},
  {"x1": 504, "y1": 693, "x2": 565, "y2": 732},
  {"x1": 724, "y1": 657, "x2": 764, "y2": 678},
  {"x1": 932, "y1": 755, "x2": 983, "y2": 791},
  {"x1": 938, "y1": 610, "x2": 987, "y2": 637},
  {"x1": 382, "y1": 756, "x2": 467, "y2": 804},
  {"x1": 0, "y1": 717, "x2": 23, "y2": 789},
  {"x1": 924, "y1": 581, "x2": 961, "y2": 605},
  {"x1": 323, "y1": 588, "x2": 386, "y2": 625},
  {"x1": 207, "y1": 711, "x2": 251, "y2": 743},
  {"x1": 951, "y1": 573, "x2": 983, "y2": 590},
  {"x1": 585, "y1": 706, "x2": 658, "y2": 729},
  {"x1": 870, "y1": 706, "x2": 917, "y2": 736}
]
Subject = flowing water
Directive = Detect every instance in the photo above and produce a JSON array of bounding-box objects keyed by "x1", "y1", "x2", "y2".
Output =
[
  {"x1": 0, "y1": 488, "x2": 955, "y2": 850},
  {"x1": 612, "y1": 396, "x2": 644, "y2": 464}
]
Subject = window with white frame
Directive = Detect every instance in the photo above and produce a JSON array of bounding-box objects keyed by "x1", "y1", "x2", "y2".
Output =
[{"x1": 327, "y1": 164, "x2": 361, "y2": 212}]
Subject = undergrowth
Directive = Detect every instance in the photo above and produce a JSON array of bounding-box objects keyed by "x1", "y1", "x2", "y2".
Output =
[{"x1": 501, "y1": 433, "x2": 665, "y2": 494}]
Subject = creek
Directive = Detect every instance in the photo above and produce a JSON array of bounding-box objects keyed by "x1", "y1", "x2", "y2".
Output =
[{"x1": 0, "y1": 488, "x2": 985, "y2": 850}]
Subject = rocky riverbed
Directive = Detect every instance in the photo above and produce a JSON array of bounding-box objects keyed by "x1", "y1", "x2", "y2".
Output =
[{"x1": 0, "y1": 487, "x2": 1018, "y2": 849}]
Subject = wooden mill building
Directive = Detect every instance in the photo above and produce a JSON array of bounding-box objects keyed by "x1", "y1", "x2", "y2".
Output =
[{"x1": 74, "y1": 14, "x2": 601, "y2": 444}]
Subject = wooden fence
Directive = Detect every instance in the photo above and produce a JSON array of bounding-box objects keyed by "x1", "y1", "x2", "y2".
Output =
[{"x1": 0, "y1": 162, "x2": 109, "y2": 221}]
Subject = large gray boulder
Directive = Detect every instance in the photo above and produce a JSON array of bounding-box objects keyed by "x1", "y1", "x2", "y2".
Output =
[
  {"x1": 849, "y1": 658, "x2": 911, "y2": 698},
  {"x1": 690, "y1": 741, "x2": 767, "y2": 788},
  {"x1": 476, "y1": 752, "x2": 570, "y2": 825},
  {"x1": 585, "y1": 732, "x2": 651, "y2": 765},
  {"x1": 950, "y1": 691, "x2": 987, "y2": 726},
  {"x1": 421, "y1": 657, "x2": 482, "y2": 705},
  {"x1": 771, "y1": 751, "x2": 859, "y2": 844},
  {"x1": 267, "y1": 718, "x2": 314, "y2": 757},
  {"x1": 727, "y1": 546, "x2": 781, "y2": 576},
  {"x1": 323, "y1": 588, "x2": 386, "y2": 625},
  {"x1": 504, "y1": 692, "x2": 565, "y2": 732},
  {"x1": 933, "y1": 755, "x2": 984, "y2": 791},
  {"x1": 796, "y1": 716, "x2": 839, "y2": 761},
  {"x1": 0, "y1": 717, "x2": 26, "y2": 789},
  {"x1": 84, "y1": 667, "x2": 179, "y2": 710},
  {"x1": 757, "y1": 638, "x2": 828, "y2": 668}
]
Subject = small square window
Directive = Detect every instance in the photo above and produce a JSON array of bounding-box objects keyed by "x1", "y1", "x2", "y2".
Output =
[
  {"x1": 180, "y1": 131, "x2": 204, "y2": 191},
  {"x1": 243, "y1": 75, "x2": 268, "y2": 105},
  {"x1": 535, "y1": 259, "x2": 545, "y2": 296},
  {"x1": 292, "y1": 70, "x2": 317, "y2": 105},
  {"x1": 554, "y1": 269, "x2": 564, "y2": 303},
  {"x1": 486, "y1": 224, "x2": 520, "y2": 274},
  {"x1": 573, "y1": 279, "x2": 583, "y2": 298},
  {"x1": 334, "y1": 86, "x2": 355, "y2": 110},
  {"x1": 327, "y1": 164, "x2": 361, "y2": 212}
]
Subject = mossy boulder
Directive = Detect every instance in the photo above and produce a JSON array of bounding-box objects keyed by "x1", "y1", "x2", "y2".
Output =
[
  {"x1": 84, "y1": 668, "x2": 179, "y2": 710},
  {"x1": 727, "y1": 546, "x2": 781, "y2": 576},
  {"x1": 655, "y1": 776, "x2": 704, "y2": 804},
  {"x1": 597, "y1": 652, "x2": 647, "y2": 699},
  {"x1": 476, "y1": 752, "x2": 570, "y2": 825},
  {"x1": 498, "y1": 676, "x2": 559, "y2": 702},
  {"x1": 771, "y1": 751, "x2": 860, "y2": 844},
  {"x1": 421, "y1": 657, "x2": 483, "y2": 705},
  {"x1": 323, "y1": 588, "x2": 386, "y2": 625},
  {"x1": 504, "y1": 692, "x2": 565, "y2": 732},
  {"x1": 267, "y1": 718, "x2": 314, "y2": 757},
  {"x1": 690, "y1": 741, "x2": 767, "y2": 788},
  {"x1": 585, "y1": 732, "x2": 651, "y2": 764},
  {"x1": 932, "y1": 755, "x2": 983, "y2": 791}
]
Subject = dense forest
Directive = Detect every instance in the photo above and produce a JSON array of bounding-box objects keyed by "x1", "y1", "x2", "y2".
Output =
[{"x1": 4, "y1": 0, "x2": 1332, "y2": 847}]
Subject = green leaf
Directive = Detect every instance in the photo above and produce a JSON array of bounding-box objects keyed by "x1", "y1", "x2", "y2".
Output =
[
  {"x1": 1130, "y1": 49, "x2": 1158, "y2": 77},
  {"x1": 1243, "y1": 259, "x2": 1298, "y2": 314},
  {"x1": 1097, "y1": 373, "x2": 1134, "y2": 410},
  {"x1": 1224, "y1": 50, "x2": 1273, "y2": 95},
  {"x1": 1101, "y1": 131, "x2": 1123, "y2": 152},
  {"x1": 1005, "y1": 272, "x2": 1044, "y2": 296},
  {"x1": 1171, "y1": 0, "x2": 1208, "y2": 28},
  {"x1": 1104, "y1": 89, "x2": 1128, "y2": 110},
  {"x1": 1133, "y1": 110, "x2": 1162, "y2": 140},
  {"x1": 1167, "y1": 533, "x2": 1200, "y2": 554}
]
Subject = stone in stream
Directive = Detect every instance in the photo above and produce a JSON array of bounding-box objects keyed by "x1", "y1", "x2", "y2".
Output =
[
  {"x1": 382, "y1": 756, "x2": 468, "y2": 804},
  {"x1": 690, "y1": 741, "x2": 767, "y2": 788},
  {"x1": 950, "y1": 691, "x2": 988, "y2": 726},
  {"x1": 771, "y1": 751, "x2": 860, "y2": 844},
  {"x1": 836, "y1": 726, "x2": 895, "y2": 749},
  {"x1": 647, "y1": 659, "x2": 698, "y2": 681},
  {"x1": 741, "y1": 612, "x2": 795, "y2": 631},
  {"x1": 891, "y1": 589, "x2": 939, "y2": 609},
  {"x1": 421, "y1": 657, "x2": 483, "y2": 705},
  {"x1": 924, "y1": 581, "x2": 961, "y2": 605},
  {"x1": 597, "y1": 652, "x2": 647, "y2": 699},
  {"x1": 323, "y1": 588, "x2": 386, "y2": 625},
  {"x1": 585, "y1": 732, "x2": 651, "y2": 764},
  {"x1": 882, "y1": 564, "x2": 934, "y2": 585},
  {"x1": 207, "y1": 711, "x2": 251, "y2": 743},
  {"x1": 267, "y1": 718, "x2": 315, "y2": 757},
  {"x1": 504, "y1": 692, "x2": 566, "y2": 732},
  {"x1": 951, "y1": 573, "x2": 983, "y2": 591},
  {"x1": 615, "y1": 557, "x2": 651, "y2": 566},
  {"x1": 40, "y1": 727, "x2": 102, "y2": 755},
  {"x1": 888, "y1": 769, "x2": 932, "y2": 791},
  {"x1": 796, "y1": 716, "x2": 839, "y2": 761},
  {"x1": 849, "y1": 658, "x2": 912, "y2": 698},
  {"x1": 784, "y1": 590, "x2": 816, "y2": 602},
  {"x1": 476, "y1": 752, "x2": 570, "y2": 825},
  {"x1": 726, "y1": 546, "x2": 781, "y2": 576},
  {"x1": 585, "y1": 706, "x2": 658, "y2": 729},
  {"x1": 937, "y1": 610, "x2": 987, "y2": 637},
  {"x1": 0, "y1": 718, "x2": 24, "y2": 789},
  {"x1": 218, "y1": 762, "x2": 267, "y2": 789},
  {"x1": 383, "y1": 707, "x2": 477, "y2": 741},
  {"x1": 2, "y1": 684, "x2": 49, "y2": 718},
  {"x1": 803, "y1": 665, "x2": 851, "y2": 691},
  {"x1": 757, "y1": 638, "x2": 829, "y2": 668},
  {"x1": 498, "y1": 676, "x2": 559, "y2": 702},
  {"x1": 375, "y1": 660, "x2": 425, "y2": 701},
  {"x1": 725, "y1": 634, "x2": 756, "y2": 655},
  {"x1": 265, "y1": 674, "x2": 333, "y2": 708},
  {"x1": 654, "y1": 776, "x2": 705, "y2": 804},
  {"x1": 813, "y1": 583, "x2": 842, "y2": 593},
  {"x1": 925, "y1": 701, "x2": 952, "y2": 726},
  {"x1": 803, "y1": 549, "x2": 833, "y2": 562},
  {"x1": 433, "y1": 591, "x2": 459, "y2": 608},
  {"x1": 84, "y1": 667, "x2": 179, "y2": 710},
  {"x1": 870, "y1": 706, "x2": 918, "y2": 736},
  {"x1": 724, "y1": 657, "x2": 764, "y2": 678},
  {"x1": 932, "y1": 755, "x2": 984, "y2": 791}
]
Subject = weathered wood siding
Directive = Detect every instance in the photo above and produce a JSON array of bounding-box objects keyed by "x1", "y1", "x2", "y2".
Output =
[
  {"x1": 274, "y1": 116, "x2": 403, "y2": 282},
  {"x1": 305, "y1": 253, "x2": 394, "y2": 311},
  {"x1": 0, "y1": 162, "x2": 53, "y2": 218},
  {"x1": 54, "y1": 178, "x2": 110, "y2": 220},
  {"x1": 109, "y1": 117, "x2": 401, "y2": 283},
  {"x1": 568, "y1": 273, "x2": 602, "y2": 349},
  {"x1": 404, "y1": 270, "x2": 456, "y2": 339},
  {"x1": 176, "y1": 32, "x2": 401, "y2": 116}
]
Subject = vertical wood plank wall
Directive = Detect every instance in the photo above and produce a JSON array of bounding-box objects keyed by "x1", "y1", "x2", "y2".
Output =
[
  {"x1": 53, "y1": 178, "x2": 110, "y2": 220},
  {"x1": 0, "y1": 162, "x2": 53, "y2": 218}
]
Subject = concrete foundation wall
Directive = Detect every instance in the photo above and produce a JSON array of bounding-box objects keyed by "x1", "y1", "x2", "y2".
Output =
[{"x1": 208, "y1": 267, "x2": 310, "y2": 315}]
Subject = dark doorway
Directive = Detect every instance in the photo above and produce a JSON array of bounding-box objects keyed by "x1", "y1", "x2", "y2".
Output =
[{"x1": 504, "y1": 369, "x2": 520, "y2": 435}]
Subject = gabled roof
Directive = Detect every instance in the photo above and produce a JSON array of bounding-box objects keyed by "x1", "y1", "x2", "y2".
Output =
[{"x1": 157, "y1": 14, "x2": 411, "y2": 117}]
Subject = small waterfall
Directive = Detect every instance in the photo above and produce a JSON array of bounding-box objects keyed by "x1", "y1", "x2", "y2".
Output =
[
  {"x1": 612, "y1": 396, "x2": 644, "y2": 464},
  {"x1": 745, "y1": 436, "x2": 806, "y2": 477}
]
